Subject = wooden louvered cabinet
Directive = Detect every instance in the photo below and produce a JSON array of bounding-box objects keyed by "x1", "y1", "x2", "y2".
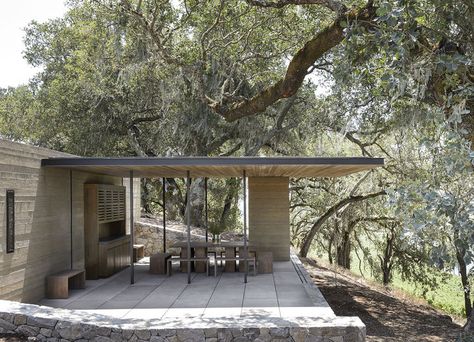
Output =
[{"x1": 84, "y1": 184, "x2": 130, "y2": 279}]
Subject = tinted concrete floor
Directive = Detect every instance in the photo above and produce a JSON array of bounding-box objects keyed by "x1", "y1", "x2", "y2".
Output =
[{"x1": 39, "y1": 260, "x2": 335, "y2": 321}]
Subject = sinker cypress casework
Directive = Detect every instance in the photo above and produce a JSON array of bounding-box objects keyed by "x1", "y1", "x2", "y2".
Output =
[{"x1": 84, "y1": 184, "x2": 129, "y2": 279}]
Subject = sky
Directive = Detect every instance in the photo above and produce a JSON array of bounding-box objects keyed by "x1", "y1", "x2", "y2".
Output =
[
  {"x1": 0, "y1": 0, "x2": 330, "y2": 95},
  {"x1": 0, "y1": 0, "x2": 67, "y2": 88}
]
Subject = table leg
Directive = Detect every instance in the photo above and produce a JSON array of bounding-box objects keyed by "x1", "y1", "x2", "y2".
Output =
[
  {"x1": 224, "y1": 247, "x2": 236, "y2": 272},
  {"x1": 195, "y1": 247, "x2": 207, "y2": 273},
  {"x1": 180, "y1": 247, "x2": 194, "y2": 273}
]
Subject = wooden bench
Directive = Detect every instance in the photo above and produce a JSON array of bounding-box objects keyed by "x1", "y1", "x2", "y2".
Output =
[
  {"x1": 257, "y1": 251, "x2": 273, "y2": 274},
  {"x1": 46, "y1": 269, "x2": 85, "y2": 299},
  {"x1": 150, "y1": 252, "x2": 172, "y2": 274},
  {"x1": 167, "y1": 256, "x2": 215, "y2": 277},
  {"x1": 133, "y1": 244, "x2": 145, "y2": 262}
]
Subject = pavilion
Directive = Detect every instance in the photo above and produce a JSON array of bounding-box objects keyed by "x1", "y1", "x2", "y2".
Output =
[{"x1": 41, "y1": 156, "x2": 384, "y2": 285}]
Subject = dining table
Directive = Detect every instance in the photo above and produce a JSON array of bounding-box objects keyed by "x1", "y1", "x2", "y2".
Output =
[{"x1": 170, "y1": 241, "x2": 254, "y2": 273}]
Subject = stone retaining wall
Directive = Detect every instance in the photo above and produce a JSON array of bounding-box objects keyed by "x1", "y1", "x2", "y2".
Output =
[
  {"x1": 134, "y1": 219, "x2": 240, "y2": 256},
  {"x1": 0, "y1": 300, "x2": 365, "y2": 341},
  {"x1": 134, "y1": 219, "x2": 201, "y2": 256}
]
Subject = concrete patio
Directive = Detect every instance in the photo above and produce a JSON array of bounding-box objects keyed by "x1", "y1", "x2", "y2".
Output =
[
  {"x1": 38, "y1": 257, "x2": 335, "y2": 326},
  {"x1": 0, "y1": 255, "x2": 365, "y2": 341}
]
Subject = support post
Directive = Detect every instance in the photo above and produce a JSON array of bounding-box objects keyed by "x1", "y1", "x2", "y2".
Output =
[
  {"x1": 130, "y1": 171, "x2": 135, "y2": 285},
  {"x1": 69, "y1": 170, "x2": 73, "y2": 269},
  {"x1": 243, "y1": 170, "x2": 248, "y2": 283},
  {"x1": 186, "y1": 171, "x2": 191, "y2": 284},
  {"x1": 163, "y1": 177, "x2": 166, "y2": 253},
  {"x1": 205, "y1": 177, "x2": 208, "y2": 242}
]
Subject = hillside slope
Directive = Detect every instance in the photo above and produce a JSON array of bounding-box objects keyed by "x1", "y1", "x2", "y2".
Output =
[{"x1": 302, "y1": 258, "x2": 466, "y2": 341}]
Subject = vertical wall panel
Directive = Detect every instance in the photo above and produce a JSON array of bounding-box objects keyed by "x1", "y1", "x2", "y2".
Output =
[{"x1": 248, "y1": 177, "x2": 290, "y2": 261}]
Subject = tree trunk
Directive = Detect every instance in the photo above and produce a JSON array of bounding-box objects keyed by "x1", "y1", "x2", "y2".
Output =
[
  {"x1": 299, "y1": 190, "x2": 386, "y2": 257},
  {"x1": 336, "y1": 231, "x2": 351, "y2": 269},
  {"x1": 456, "y1": 247, "x2": 473, "y2": 318},
  {"x1": 465, "y1": 308, "x2": 474, "y2": 332},
  {"x1": 382, "y1": 264, "x2": 392, "y2": 285},
  {"x1": 328, "y1": 236, "x2": 333, "y2": 264},
  {"x1": 188, "y1": 178, "x2": 205, "y2": 227},
  {"x1": 165, "y1": 178, "x2": 186, "y2": 220},
  {"x1": 379, "y1": 231, "x2": 395, "y2": 286},
  {"x1": 219, "y1": 178, "x2": 239, "y2": 226},
  {"x1": 141, "y1": 179, "x2": 154, "y2": 215}
]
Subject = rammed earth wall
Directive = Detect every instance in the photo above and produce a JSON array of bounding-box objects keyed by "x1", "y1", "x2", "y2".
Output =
[{"x1": 0, "y1": 139, "x2": 140, "y2": 303}]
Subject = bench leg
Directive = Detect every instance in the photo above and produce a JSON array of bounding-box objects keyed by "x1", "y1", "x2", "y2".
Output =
[
  {"x1": 47, "y1": 279, "x2": 69, "y2": 299},
  {"x1": 70, "y1": 272, "x2": 86, "y2": 289}
]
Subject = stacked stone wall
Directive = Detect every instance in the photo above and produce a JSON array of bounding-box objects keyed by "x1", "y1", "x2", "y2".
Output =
[{"x1": 0, "y1": 303, "x2": 365, "y2": 341}]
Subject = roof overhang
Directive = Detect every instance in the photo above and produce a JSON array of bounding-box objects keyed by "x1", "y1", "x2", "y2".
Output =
[{"x1": 41, "y1": 156, "x2": 384, "y2": 178}]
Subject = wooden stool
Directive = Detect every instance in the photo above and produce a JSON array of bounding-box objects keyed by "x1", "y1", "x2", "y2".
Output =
[
  {"x1": 149, "y1": 252, "x2": 172, "y2": 274},
  {"x1": 46, "y1": 269, "x2": 85, "y2": 299},
  {"x1": 133, "y1": 244, "x2": 145, "y2": 262},
  {"x1": 257, "y1": 251, "x2": 273, "y2": 274},
  {"x1": 239, "y1": 250, "x2": 256, "y2": 273}
]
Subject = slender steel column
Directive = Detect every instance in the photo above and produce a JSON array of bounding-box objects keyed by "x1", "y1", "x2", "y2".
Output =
[
  {"x1": 186, "y1": 171, "x2": 192, "y2": 284},
  {"x1": 130, "y1": 171, "x2": 135, "y2": 284},
  {"x1": 70, "y1": 170, "x2": 73, "y2": 269},
  {"x1": 243, "y1": 170, "x2": 248, "y2": 283},
  {"x1": 205, "y1": 177, "x2": 208, "y2": 242},
  {"x1": 163, "y1": 177, "x2": 166, "y2": 253}
]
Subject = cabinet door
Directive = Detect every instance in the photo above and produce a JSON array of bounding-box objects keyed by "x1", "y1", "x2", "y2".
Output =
[
  {"x1": 123, "y1": 242, "x2": 129, "y2": 268},
  {"x1": 122, "y1": 243, "x2": 127, "y2": 268},
  {"x1": 107, "y1": 247, "x2": 115, "y2": 276},
  {"x1": 115, "y1": 245, "x2": 121, "y2": 272},
  {"x1": 116, "y1": 246, "x2": 121, "y2": 273}
]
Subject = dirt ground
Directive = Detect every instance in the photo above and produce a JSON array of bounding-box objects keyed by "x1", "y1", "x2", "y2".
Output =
[
  {"x1": 0, "y1": 334, "x2": 29, "y2": 341},
  {"x1": 303, "y1": 258, "x2": 469, "y2": 342}
]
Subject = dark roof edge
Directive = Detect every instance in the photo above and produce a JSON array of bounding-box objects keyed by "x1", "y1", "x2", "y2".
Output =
[{"x1": 41, "y1": 156, "x2": 384, "y2": 167}]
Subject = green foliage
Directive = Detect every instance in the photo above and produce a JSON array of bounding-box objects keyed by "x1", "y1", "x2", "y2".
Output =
[
  {"x1": 392, "y1": 270, "x2": 474, "y2": 317},
  {"x1": 206, "y1": 177, "x2": 242, "y2": 233}
]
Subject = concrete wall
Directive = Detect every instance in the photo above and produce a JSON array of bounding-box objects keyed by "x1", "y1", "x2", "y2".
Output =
[
  {"x1": 0, "y1": 139, "x2": 139, "y2": 303},
  {"x1": 248, "y1": 177, "x2": 290, "y2": 261}
]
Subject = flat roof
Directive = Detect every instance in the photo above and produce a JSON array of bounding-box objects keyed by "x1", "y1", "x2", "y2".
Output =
[{"x1": 41, "y1": 156, "x2": 384, "y2": 178}]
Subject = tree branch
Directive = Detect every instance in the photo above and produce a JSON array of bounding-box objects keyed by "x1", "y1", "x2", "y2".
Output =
[
  {"x1": 127, "y1": 113, "x2": 162, "y2": 129},
  {"x1": 246, "y1": 0, "x2": 347, "y2": 13},
  {"x1": 299, "y1": 189, "x2": 386, "y2": 257},
  {"x1": 208, "y1": 1, "x2": 376, "y2": 121},
  {"x1": 219, "y1": 142, "x2": 243, "y2": 156}
]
